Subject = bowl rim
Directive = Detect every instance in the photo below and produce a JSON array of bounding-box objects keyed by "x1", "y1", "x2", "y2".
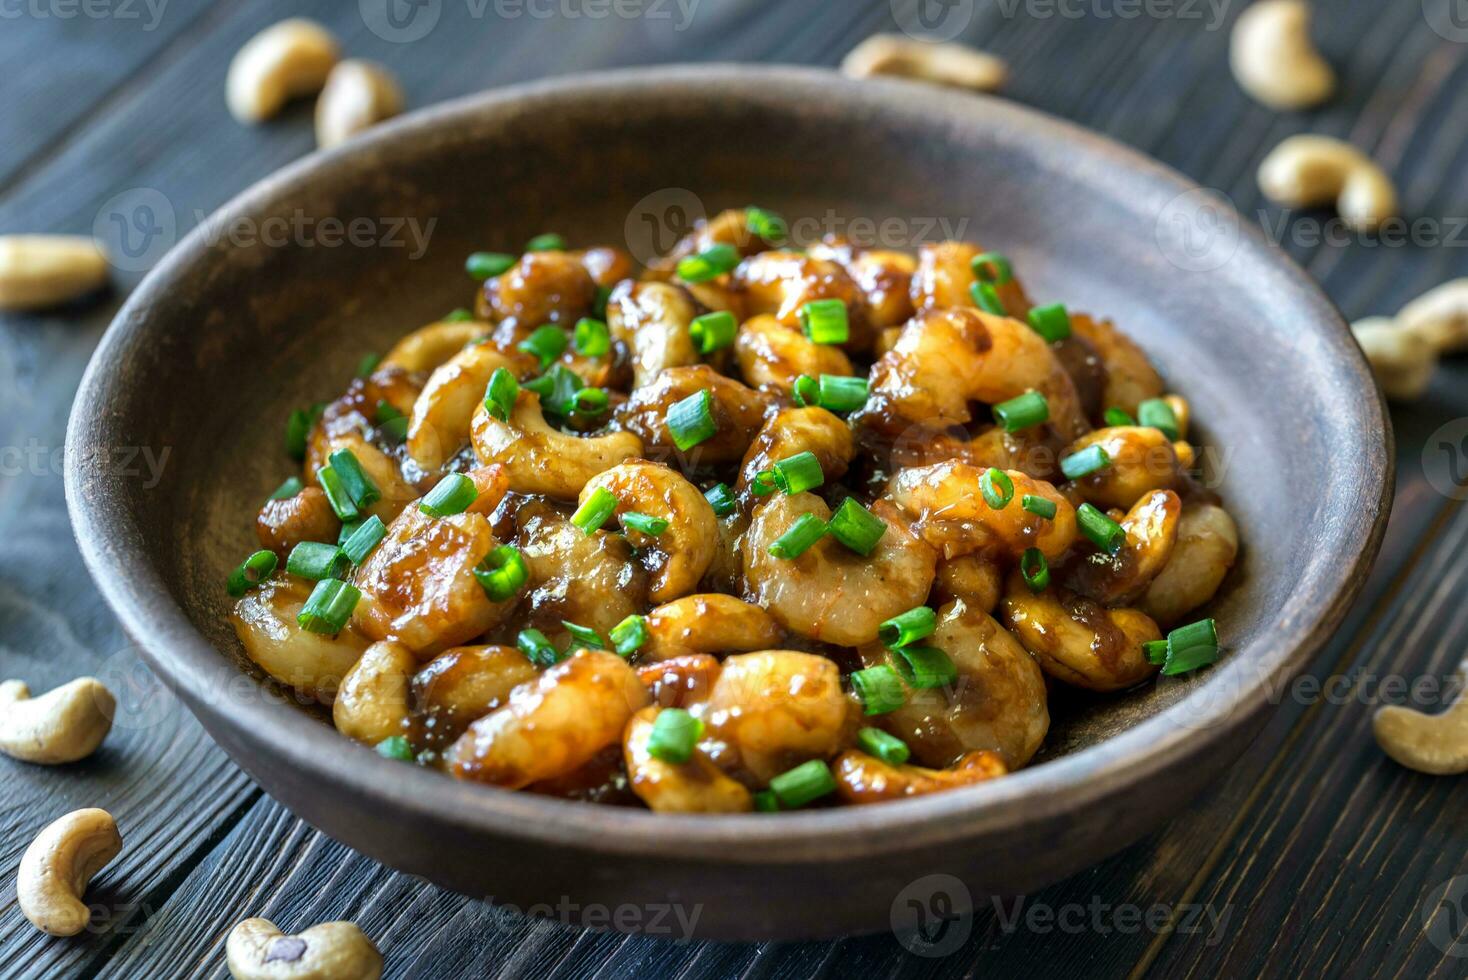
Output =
[{"x1": 66, "y1": 64, "x2": 1393, "y2": 863}]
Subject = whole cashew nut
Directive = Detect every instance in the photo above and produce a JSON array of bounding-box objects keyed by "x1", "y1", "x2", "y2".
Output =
[
  {"x1": 1257, "y1": 135, "x2": 1398, "y2": 232},
  {"x1": 315, "y1": 60, "x2": 404, "y2": 149},
  {"x1": 226, "y1": 917, "x2": 383, "y2": 980},
  {"x1": 1229, "y1": 0, "x2": 1335, "y2": 110},
  {"x1": 227, "y1": 19, "x2": 340, "y2": 124},
  {"x1": 1350, "y1": 316, "x2": 1437, "y2": 401},
  {"x1": 1397, "y1": 278, "x2": 1468, "y2": 353},
  {"x1": 17, "y1": 808, "x2": 123, "y2": 937},
  {"x1": 840, "y1": 34, "x2": 1007, "y2": 93},
  {"x1": 0, "y1": 678, "x2": 116, "y2": 764},
  {"x1": 1373, "y1": 657, "x2": 1468, "y2": 776},
  {"x1": 0, "y1": 235, "x2": 110, "y2": 312}
]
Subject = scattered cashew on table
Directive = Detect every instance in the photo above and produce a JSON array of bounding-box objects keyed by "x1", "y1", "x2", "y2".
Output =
[
  {"x1": 1374, "y1": 656, "x2": 1468, "y2": 776},
  {"x1": 1351, "y1": 279, "x2": 1468, "y2": 399},
  {"x1": 0, "y1": 677, "x2": 116, "y2": 764},
  {"x1": 840, "y1": 34, "x2": 1008, "y2": 92},
  {"x1": 16, "y1": 808, "x2": 123, "y2": 937},
  {"x1": 1229, "y1": 0, "x2": 1334, "y2": 110},
  {"x1": 0, "y1": 235, "x2": 110, "y2": 312},
  {"x1": 226, "y1": 918, "x2": 383, "y2": 980},
  {"x1": 1257, "y1": 134, "x2": 1398, "y2": 233}
]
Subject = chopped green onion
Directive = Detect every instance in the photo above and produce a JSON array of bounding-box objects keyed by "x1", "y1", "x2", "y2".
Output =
[
  {"x1": 525, "y1": 233, "x2": 566, "y2": 252},
  {"x1": 1143, "y1": 639, "x2": 1170, "y2": 665},
  {"x1": 1137, "y1": 398, "x2": 1181, "y2": 440},
  {"x1": 316, "y1": 466, "x2": 360, "y2": 522},
  {"x1": 592, "y1": 285, "x2": 612, "y2": 318},
  {"x1": 269, "y1": 476, "x2": 304, "y2": 501},
  {"x1": 328, "y1": 449, "x2": 381, "y2": 509},
  {"x1": 341, "y1": 515, "x2": 387, "y2": 565},
  {"x1": 1161, "y1": 619, "x2": 1219, "y2": 676},
  {"x1": 609, "y1": 614, "x2": 649, "y2": 657},
  {"x1": 574, "y1": 317, "x2": 610, "y2": 357},
  {"x1": 474, "y1": 544, "x2": 528, "y2": 601},
  {"x1": 517, "y1": 629, "x2": 563, "y2": 668},
  {"x1": 466, "y1": 251, "x2": 516, "y2": 280},
  {"x1": 751, "y1": 471, "x2": 777, "y2": 497},
  {"x1": 297, "y1": 578, "x2": 361, "y2": 634},
  {"x1": 769, "y1": 759, "x2": 837, "y2": 808},
  {"x1": 563, "y1": 620, "x2": 606, "y2": 650},
  {"x1": 857, "y1": 727, "x2": 910, "y2": 766},
  {"x1": 524, "y1": 364, "x2": 585, "y2": 418},
  {"x1": 573, "y1": 387, "x2": 609, "y2": 417},
  {"x1": 676, "y1": 244, "x2": 740, "y2": 283},
  {"x1": 689, "y1": 311, "x2": 737, "y2": 354},
  {"x1": 769, "y1": 513, "x2": 828, "y2": 559},
  {"x1": 828, "y1": 498, "x2": 887, "y2": 556},
  {"x1": 666, "y1": 389, "x2": 717, "y2": 451},
  {"x1": 818, "y1": 375, "x2": 869, "y2": 413},
  {"x1": 992, "y1": 391, "x2": 1049, "y2": 432},
  {"x1": 980, "y1": 468, "x2": 1014, "y2": 510},
  {"x1": 444, "y1": 307, "x2": 475, "y2": 322},
  {"x1": 1022, "y1": 494, "x2": 1058, "y2": 520},
  {"x1": 285, "y1": 403, "x2": 323, "y2": 461},
  {"x1": 851, "y1": 665, "x2": 906, "y2": 715},
  {"x1": 375, "y1": 736, "x2": 413, "y2": 761},
  {"x1": 1103, "y1": 407, "x2": 1137, "y2": 427},
  {"x1": 1077, "y1": 503, "x2": 1126, "y2": 554},
  {"x1": 746, "y1": 206, "x2": 788, "y2": 242},
  {"x1": 879, "y1": 606, "x2": 936, "y2": 648},
  {"x1": 647, "y1": 708, "x2": 703, "y2": 764},
  {"x1": 418, "y1": 473, "x2": 477, "y2": 518},
  {"x1": 1027, "y1": 302, "x2": 1072, "y2": 342},
  {"x1": 227, "y1": 550, "x2": 278, "y2": 597},
  {"x1": 378, "y1": 414, "x2": 408, "y2": 443},
  {"x1": 799, "y1": 299, "x2": 849, "y2": 345},
  {"x1": 517, "y1": 325, "x2": 568, "y2": 369},
  {"x1": 484, "y1": 367, "x2": 519, "y2": 422},
  {"x1": 572, "y1": 486, "x2": 617, "y2": 534},
  {"x1": 375, "y1": 400, "x2": 405, "y2": 424},
  {"x1": 792, "y1": 374, "x2": 820, "y2": 407},
  {"x1": 772, "y1": 452, "x2": 825, "y2": 495},
  {"x1": 1020, "y1": 548, "x2": 1050, "y2": 592},
  {"x1": 1060, "y1": 444, "x2": 1111, "y2": 480},
  {"x1": 286, "y1": 541, "x2": 348, "y2": 581},
  {"x1": 970, "y1": 251, "x2": 1013, "y2": 285},
  {"x1": 356, "y1": 353, "x2": 381, "y2": 378},
  {"x1": 337, "y1": 519, "x2": 361, "y2": 544},
  {"x1": 889, "y1": 645, "x2": 957, "y2": 689},
  {"x1": 753, "y1": 790, "x2": 781, "y2": 812},
  {"x1": 623, "y1": 512, "x2": 669, "y2": 536},
  {"x1": 970, "y1": 280, "x2": 1006, "y2": 315},
  {"x1": 704, "y1": 483, "x2": 736, "y2": 517}
]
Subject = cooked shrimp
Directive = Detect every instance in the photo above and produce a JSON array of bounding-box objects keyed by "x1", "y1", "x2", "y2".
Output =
[
  {"x1": 1068, "y1": 313, "x2": 1163, "y2": 415},
  {"x1": 637, "y1": 654, "x2": 722, "y2": 709},
  {"x1": 1061, "y1": 489, "x2": 1181, "y2": 605},
  {"x1": 1062, "y1": 426, "x2": 1186, "y2": 510},
  {"x1": 999, "y1": 569, "x2": 1161, "y2": 691},
  {"x1": 231, "y1": 578, "x2": 370, "y2": 703},
  {"x1": 448, "y1": 649, "x2": 650, "y2": 788},
  {"x1": 887, "y1": 462, "x2": 1076, "y2": 560},
  {"x1": 1139, "y1": 503, "x2": 1238, "y2": 627},
  {"x1": 471, "y1": 390, "x2": 642, "y2": 498},
  {"x1": 700, "y1": 650, "x2": 851, "y2": 783},
  {"x1": 381, "y1": 319, "x2": 487, "y2": 373},
  {"x1": 516, "y1": 501, "x2": 649, "y2": 646},
  {"x1": 860, "y1": 600, "x2": 1048, "y2": 769},
  {"x1": 731, "y1": 250, "x2": 871, "y2": 345},
  {"x1": 849, "y1": 250, "x2": 918, "y2": 328},
  {"x1": 407, "y1": 342, "x2": 535, "y2": 473},
  {"x1": 910, "y1": 241, "x2": 1030, "y2": 317},
  {"x1": 580, "y1": 461, "x2": 719, "y2": 603},
  {"x1": 607, "y1": 281, "x2": 701, "y2": 388},
  {"x1": 412, "y1": 644, "x2": 540, "y2": 747},
  {"x1": 615, "y1": 365, "x2": 770, "y2": 466},
  {"x1": 833, "y1": 749, "x2": 1007, "y2": 804},
  {"x1": 623, "y1": 707, "x2": 754, "y2": 813},
  {"x1": 932, "y1": 554, "x2": 1003, "y2": 613},
  {"x1": 577, "y1": 245, "x2": 635, "y2": 288},
  {"x1": 481, "y1": 250, "x2": 596, "y2": 328},
  {"x1": 734, "y1": 315, "x2": 854, "y2": 393},
  {"x1": 255, "y1": 486, "x2": 340, "y2": 559},
  {"x1": 642, "y1": 595, "x2": 784, "y2": 661},
  {"x1": 737, "y1": 406, "x2": 856, "y2": 494},
  {"x1": 743, "y1": 493, "x2": 935, "y2": 646},
  {"x1": 652, "y1": 208, "x2": 778, "y2": 270}
]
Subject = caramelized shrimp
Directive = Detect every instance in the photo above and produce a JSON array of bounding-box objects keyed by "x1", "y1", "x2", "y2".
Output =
[
  {"x1": 737, "y1": 406, "x2": 856, "y2": 493},
  {"x1": 231, "y1": 578, "x2": 371, "y2": 703},
  {"x1": 481, "y1": 250, "x2": 596, "y2": 328},
  {"x1": 1000, "y1": 570, "x2": 1161, "y2": 691},
  {"x1": 516, "y1": 501, "x2": 649, "y2": 646},
  {"x1": 734, "y1": 315, "x2": 854, "y2": 393},
  {"x1": 412, "y1": 644, "x2": 540, "y2": 748},
  {"x1": 637, "y1": 654, "x2": 722, "y2": 709},
  {"x1": 910, "y1": 241, "x2": 1030, "y2": 317},
  {"x1": 641, "y1": 595, "x2": 784, "y2": 662},
  {"x1": 255, "y1": 486, "x2": 340, "y2": 559},
  {"x1": 1062, "y1": 426, "x2": 1186, "y2": 510},
  {"x1": 606, "y1": 281, "x2": 701, "y2": 388},
  {"x1": 932, "y1": 554, "x2": 1003, "y2": 612},
  {"x1": 1062, "y1": 489, "x2": 1181, "y2": 605},
  {"x1": 887, "y1": 462, "x2": 1076, "y2": 560},
  {"x1": 1068, "y1": 313, "x2": 1163, "y2": 415},
  {"x1": 615, "y1": 365, "x2": 770, "y2": 466}
]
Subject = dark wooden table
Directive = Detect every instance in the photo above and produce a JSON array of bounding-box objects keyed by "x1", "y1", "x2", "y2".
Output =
[{"x1": 3, "y1": 1, "x2": 1467, "y2": 976}]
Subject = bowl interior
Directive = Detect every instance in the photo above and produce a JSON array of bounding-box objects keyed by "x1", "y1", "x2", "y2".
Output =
[{"x1": 71, "y1": 67, "x2": 1389, "y2": 835}]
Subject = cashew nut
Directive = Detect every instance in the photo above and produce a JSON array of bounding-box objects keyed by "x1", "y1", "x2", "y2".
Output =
[
  {"x1": 315, "y1": 60, "x2": 404, "y2": 149},
  {"x1": 0, "y1": 678, "x2": 115, "y2": 764},
  {"x1": 0, "y1": 235, "x2": 109, "y2": 311},
  {"x1": 1397, "y1": 278, "x2": 1468, "y2": 353},
  {"x1": 227, "y1": 19, "x2": 340, "y2": 124},
  {"x1": 1257, "y1": 135, "x2": 1397, "y2": 232},
  {"x1": 1230, "y1": 0, "x2": 1335, "y2": 110},
  {"x1": 226, "y1": 917, "x2": 382, "y2": 980},
  {"x1": 1351, "y1": 316, "x2": 1437, "y2": 401},
  {"x1": 470, "y1": 391, "x2": 642, "y2": 499},
  {"x1": 17, "y1": 808, "x2": 123, "y2": 937},
  {"x1": 380, "y1": 319, "x2": 486, "y2": 373},
  {"x1": 1373, "y1": 656, "x2": 1468, "y2": 776},
  {"x1": 333, "y1": 642, "x2": 414, "y2": 746},
  {"x1": 841, "y1": 34, "x2": 1007, "y2": 92}
]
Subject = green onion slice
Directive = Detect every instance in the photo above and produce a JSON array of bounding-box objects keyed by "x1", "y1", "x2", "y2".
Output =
[
  {"x1": 517, "y1": 629, "x2": 563, "y2": 668},
  {"x1": 1161, "y1": 619, "x2": 1219, "y2": 675},
  {"x1": 818, "y1": 374, "x2": 869, "y2": 413},
  {"x1": 573, "y1": 387, "x2": 609, "y2": 417},
  {"x1": 828, "y1": 497, "x2": 888, "y2": 557},
  {"x1": 772, "y1": 451, "x2": 825, "y2": 495},
  {"x1": 857, "y1": 727, "x2": 911, "y2": 766},
  {"x1": 1027, "y1": 302, "x2": 1072, "y2": 342},
  {"x1": 889, "y1": 645, "x2": 958, "y2": 689},
  {"x1": 593, "y1": 285, "x2": 612, "y2": 318},
  {"x1": 356, "y1": 353, "x2": 380, "y2": 379},
  {"x1": 285, "y1": 403, "x2": 324, "y2": 461},
  {"x1": 376, "y1": 736, "x2": 414, "y2": 761},
  {"x1": 676, "y1": 244, "x2": 740, "y2": 283},
  {"x1": 1143, "y1": 639, "x2": 1170, "y2": 665},
  {"x1": 341, "y1": 515, "x2": 387, "y2": 565},
  {"x1": 525, "y1": 233, "x2": 566, "y2": 252},
  {"x1": 1137, "y1": 398, "x2": 1181, "y2": 441},
  {"x1": 1020, "y1": 548, "x2": 1050, "y2": 592},
  {"x1": 970, "y1": 251, "x2": 1013, "y2": 285},
  {"x1": 879, "y1": 606, "x2": 936, "y2": 648},
  {"x1": 768, "y1": 759, "x2": 837, "y2": 809},
  {"x1": 753, "y1": 790, "x2": 781, "y2": 812},
  {"x1": 647, "y1": 708, "x2": 704, "y2": 764},
  {"x1": 444, "y1": 307, "x2": 475, "y2": 323},
  {"x1": 474, "y1": 544, "x2": 528, "y2": 602},
  {"x1": 562, "y1": 620, "x2": 606, "y2": 650},
  {"x1": 1060, "y1": 444, "x2": 1111, "y2": 480},
  {"x1": 517, "y1": 325, "x2": 569, "y2": 369},
  {"x1": 286, "y1": 541, "x2": 348, "y2": 581},
  {"x1": 792, "y1": 374, "x2": 819, "y2": 407},
  {"x1": 466, "y1": 251, "x2": 515, "y2": 280},
  {"x1": 571, "y1": 486, "x2": 617, "y2": 535},
  {"x1": 227, "y1": 550, "x2": 278, "y2": 597},
  {"x1": 980, "y1": 468, "x2": 1015, "y2": 510},
  {"x1": 1103, "y1": 407, "x2": 1137, "y2": 427},
  {"x1": 970, "y1": 281, "x2": 1006, "y2": 315},
  {"x1": 1077, "y1": 503, "x2": 1127, "y2": 554},
  {"x1": 328, "y1": 449, "x2": 381, "y2": 509},
  {"x1": 666, "y1": 389, "x2": 717, "y2": 451},
  {"x1": 297, "y1": 578, "x2": 361, "y2": 634},
  {"x1": 851, "y1": 665, "x2": 906, "y2": 715},
  {"x1": 623, "y1": 512, "x2": 670, "y2": 536},
  {"x1": 316, "y1": 466, "x2": 360, "y2": 522},
  {"x1": 574, "y1": 317, "x2": 610, "y2": 357},
  {"x1": 609, "y1": 614, "x2": 649, "y2": 657},
  {"x1": 768, "y1": 513, "x2": 828, "y2": 559},
  {"x1": 689, "y1": 311, "x2": 737, "y2": 354},
  {"x1": 992, "y1": 391, "x2": 1049, "y2": 432},
  {"x1": 1022, "y1": 494, "x2": 1058, "y2": 520},
  {"x1": 269, "y1": 477, "x2": 304, "y2": 501},
  {"x1": 746, "y1": 206, "x2": 788, "y2": 242},
  {"x1": 704, "y1": 483, "x2": 736, "y2": 517},
  {"x1": 750, "y1": 471, "x2": 777, "y2": 497},
  {"x1": 484, "y1": 367, "x2": 519, "y2": 422},
  {"x1": 799, "y1": 299, "x2": 849, "y2": 345},
  {"x1": 418, "y1": 473, "x2": 477, "y2": 518}
]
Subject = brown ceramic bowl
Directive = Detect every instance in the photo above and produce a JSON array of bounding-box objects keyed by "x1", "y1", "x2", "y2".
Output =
[{"x1": 66, "y1": 66, "x2": 1392, "y2": 940}]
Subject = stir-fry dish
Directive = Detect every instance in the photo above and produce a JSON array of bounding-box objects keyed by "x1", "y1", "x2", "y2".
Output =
[{"x1": 226, "y1": 208, "x2": 1239, "y2": 813}]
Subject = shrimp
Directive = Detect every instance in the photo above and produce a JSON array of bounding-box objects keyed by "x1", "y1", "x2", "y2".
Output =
[
  {"x1": 576, "y1": 245, "x2": 635, "y2": 288},
  {"x1": 407, "y1": 341, "x2": 535, "y2": 473},
  {"x1": 255, "y1": 486, "x2": 340, "y2": 559},
  {"x1": 650, "y1": 208, "x2": 779, "y2": 271},
  {"x1": 860, "y1": 600, "x2": 1048, "y2": 769},
  {"x1": 607, "y1": 280, "x2": 701, "y2": 388},
  {"x1": 1139, "y1": 503, "x2": 1238, "y2": 627},
  {"x1": 637, "y1": 654, "x2": 722, "y2": 709},
  {"x1": 615, "y1": 365, "x2": 771, "y2": 467},
  {"x1": 887, "y1": 462, "x2": 1076, "y2": 560},
  {"x1": 730, "y1": 250, "x2": 873, "y2": 348},
  {"x1": 412, "y1": 644, "x2": 540, "y2": 748},
  {"x1": 849, "y1": 250, "x2": 918, "y2": 329},
  {"x1": 580, "y1": 461, "x2": 718, "y2": 603},
  {"x1": 641, "y1": 595, "x2": 784, "y2": 662},
  {"x1": 833, "y1": 749, "x2": 1007, "y2": 804},
  {"x1": 1068, "y1": 313, "x2": 1163, "y2": 416},
  {"x1": 623, "y1": 707, "x2": 754, "y2": 813},
  {"x1": 480, "y1": 249, "x2": 596, "y2": 329},
  {"x1": 470, "y1": 390, "x2": 643, "y2": 498},
  {"x1": 231, "y1": 578, "x2": 371, "y2": 703},
  {"x1": 700, "y1": 650, "x2": 851, "y2": 783},
  {"x1": 910, "y1": 241, "x2": 1030, "y2": 317},
  {"x1": 999, "y1": 570, "x2": 1161, "y2": 692},
  {"x1": 932, "y1": 554, "x2": 1003, "y2": 613},
  {"x1": 448, "y1": 649, "x2": 650, "y2": 788},
  {"x1": 1062, "y1": 426, "x2": 1187, "y2": 510},
  {"x1": 1061, "y1": 489, "x2": 1181, "y2": 605},
  {"x1": 515, "y1": 501, "x2": 649, "y2": 646},
  {"x1": 743, "y1": 493, "x2": 935, "y2": 646},
  {"x1": 734, "y1": 315, "x2": 854, "y2": 394},
  {"x1": 737, "y1": 406, "x2": 856, "y2": 494}
]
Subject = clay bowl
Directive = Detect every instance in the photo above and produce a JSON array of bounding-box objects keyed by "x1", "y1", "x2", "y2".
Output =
[{"x1": 66, "y1": 65, "x2": 1392, "y2": 940}]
